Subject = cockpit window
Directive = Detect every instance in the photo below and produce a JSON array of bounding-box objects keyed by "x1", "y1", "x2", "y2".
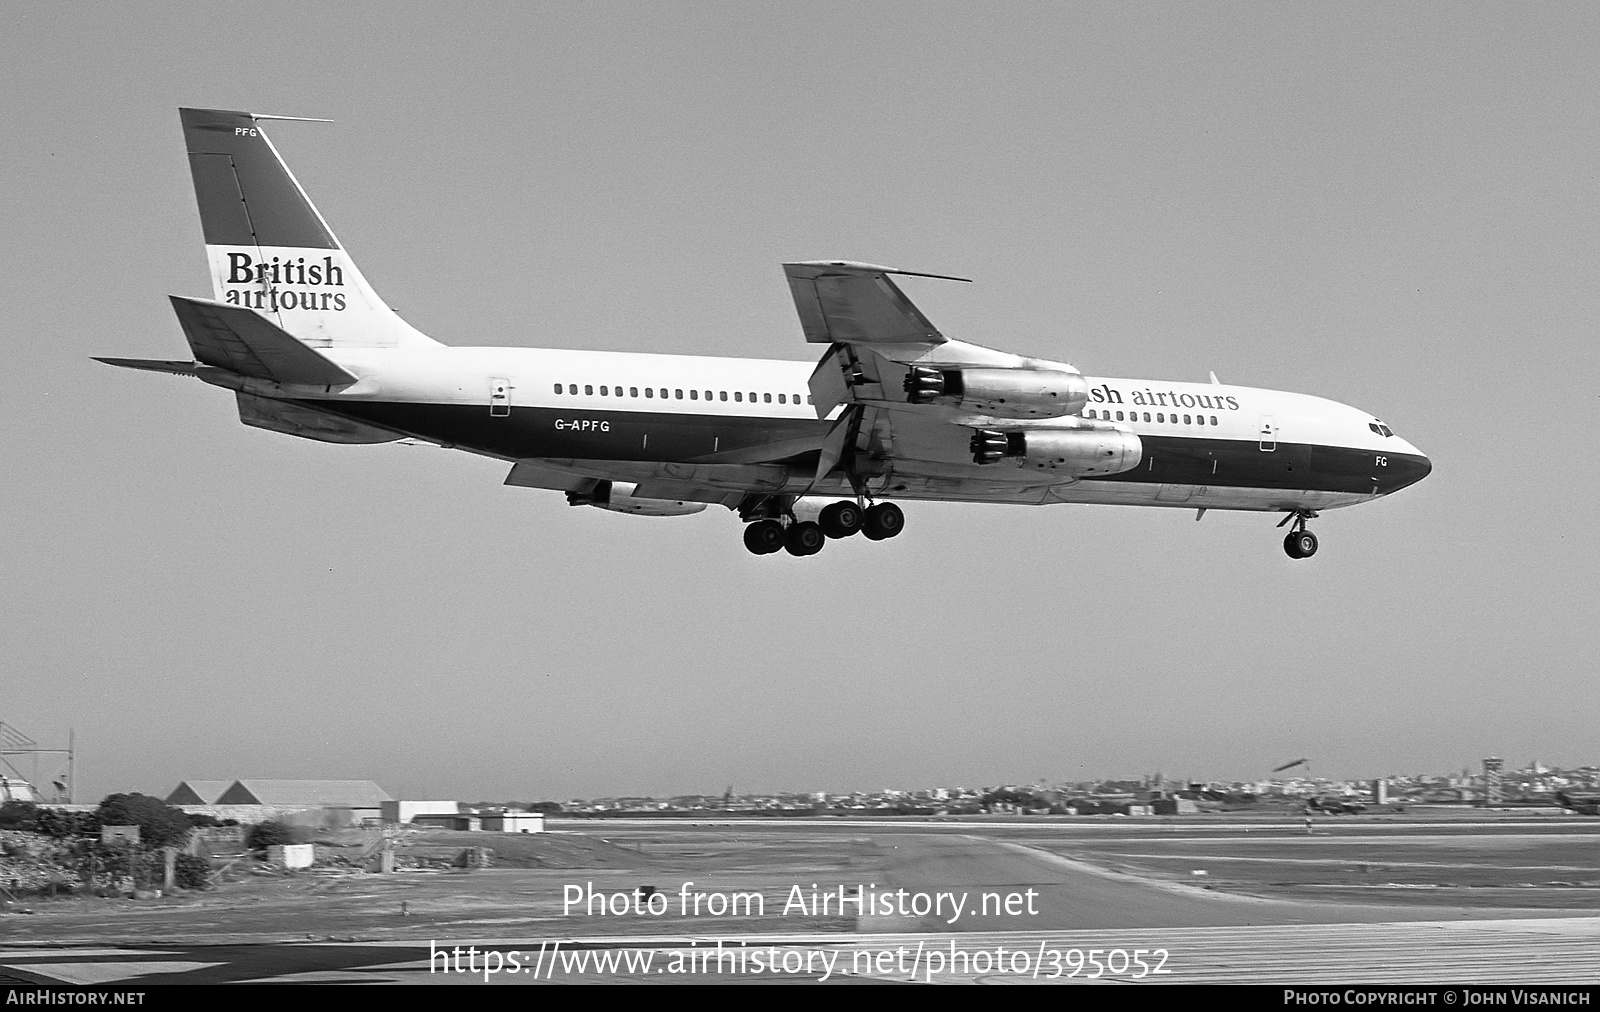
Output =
[{"x1": 1369, "y1": 421, "x2": 1394, "y2": 438}]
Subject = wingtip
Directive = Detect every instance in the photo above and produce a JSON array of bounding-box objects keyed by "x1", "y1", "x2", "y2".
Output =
[
  {"x1": 785, "y1": 260, "x2": 972, "y2": 283},
  {"x1": 92, "y1": 357, "x2": 199, "y2": 376}
]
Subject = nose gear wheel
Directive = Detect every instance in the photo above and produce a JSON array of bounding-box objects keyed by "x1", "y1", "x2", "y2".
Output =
[{"x1": 1277, "y1": 510, "x2": 1320, "y2": 559}]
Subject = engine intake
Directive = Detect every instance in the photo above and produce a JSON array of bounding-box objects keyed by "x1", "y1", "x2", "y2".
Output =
[
  {"x1": 905, "y1": 366, "x2": 1089, "y2": 418},
  {"x1": 970, "y1": 427, "x2": 1142, "y2": 476}
]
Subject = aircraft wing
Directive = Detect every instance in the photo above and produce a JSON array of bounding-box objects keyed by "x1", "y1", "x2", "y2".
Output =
[
  {"x1": 785, "y1": 260, "x2": 977, "y2": 484},
  {"x1": 786, "y1": 260, "x2": 973, "y2": 421},
  {"x1": 782, "y1": 260, "x2": 968, "y2": 346}
]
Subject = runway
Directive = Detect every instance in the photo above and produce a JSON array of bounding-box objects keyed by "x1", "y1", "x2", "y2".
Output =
[{"x1": 5, "y1": 918, "x2": 1598, "y2": 984}]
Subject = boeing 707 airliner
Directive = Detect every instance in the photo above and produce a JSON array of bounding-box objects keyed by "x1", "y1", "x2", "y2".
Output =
[{"x1": 98, "y1": 108, "x2": 1430, "y2": 559}]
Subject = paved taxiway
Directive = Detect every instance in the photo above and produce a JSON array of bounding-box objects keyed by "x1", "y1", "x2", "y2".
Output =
[{"x1": 856, "y1": 835, "x2": 1587, "y2": 931}]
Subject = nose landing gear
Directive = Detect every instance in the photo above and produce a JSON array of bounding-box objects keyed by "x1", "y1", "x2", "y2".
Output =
[{"x1": 1278, "y1": 510, "x2": 1320, "y2": 559}]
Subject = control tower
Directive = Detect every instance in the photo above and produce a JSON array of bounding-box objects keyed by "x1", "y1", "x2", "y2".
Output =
[{"x1": 1482, "y1": 756, "x2": 1504, "y2": 805}]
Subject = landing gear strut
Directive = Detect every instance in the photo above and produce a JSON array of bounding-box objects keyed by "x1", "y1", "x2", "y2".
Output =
[{"x1": 1278, "y1": 510, "x2": 1320, "y2": 559}]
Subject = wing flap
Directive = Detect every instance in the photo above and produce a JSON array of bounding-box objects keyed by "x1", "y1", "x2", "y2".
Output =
[
  {"x1": 630, "y1": 481, "x2": 745, "y2": 507},
  {"x1": 814, "y1": 410, "x2": 859, "y2": 483},
  {"x1": 504, "y1": 461, "x2": 600, "y2": 494},
  {"x1": 806, "y1": 346, "x2": 851, "y2": 416}
]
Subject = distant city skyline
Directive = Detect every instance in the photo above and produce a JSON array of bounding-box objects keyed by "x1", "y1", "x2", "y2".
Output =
[
  {"x1": 3, "y1": 713, "x2": 1594, "y2": 804},
  {"x1": 7, "y1": 744, "x2": 1594, "y2": 809},
  {"x1": 551, "y1": 758, "x2": 1599, "y2": 802}
]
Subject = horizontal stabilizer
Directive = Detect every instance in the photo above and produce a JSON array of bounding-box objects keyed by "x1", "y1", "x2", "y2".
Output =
[
  {"x1": 169, "y1": 296, "x2": 357, "y2": 386},
  {"x1": 92, "y1": 358, "x2": 198, "y2": 376}
]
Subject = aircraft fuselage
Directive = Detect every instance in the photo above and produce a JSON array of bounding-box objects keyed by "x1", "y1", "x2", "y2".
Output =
[{"x1": 242, "y1": 344, "x2": 1430, "y2": 512}]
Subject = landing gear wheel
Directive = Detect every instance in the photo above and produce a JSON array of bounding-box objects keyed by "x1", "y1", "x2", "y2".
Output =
[
  {"x1": 785, "y1": 521, "x2": 825, "y2": 556},
  {"x1": 743, "y1": 519, "x2": 786, "y2": 555},
  {"x1": 862, "y1": 502, "x2": 905, "y2": 541},
  {"x1": 1284, "y1": 530, "x2": 1318, "y2": 559},
  {"x1": 819, "y1": 501, "x2": 863, "y2": 539}
]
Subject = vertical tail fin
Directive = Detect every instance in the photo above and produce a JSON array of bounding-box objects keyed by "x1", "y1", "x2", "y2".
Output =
[{"x1": 179, "y1": 107, "x2": 438, "y2": 350}]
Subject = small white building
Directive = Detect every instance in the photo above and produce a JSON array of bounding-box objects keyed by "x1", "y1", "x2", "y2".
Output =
[
  {"x1": 0, "y1": 777, "x2": 40, "y2": 803},
  {"x1": 481, "y1": 812, "x2": 545, "y2": 834},
  {"x1": 381, "y1": 800, "x2": 463, "y2": 825},
  {"x1": 267, "y1": 844, "x2": 315, "y2": 869}
]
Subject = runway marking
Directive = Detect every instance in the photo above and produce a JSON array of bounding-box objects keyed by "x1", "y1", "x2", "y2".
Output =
[
  {"x1": 5, "y1": 919, "x2": 1594, "y2": 985},
  {"x1": 1071, "y1": 853, "x2": 1599, "y2": 870},
  {"x1": 0, "y1": 948, "x2": 180, "y2": 958},
  {"x1": 9, "y1": 960, "x2": 224, "y2": 984},
  {"x1": 241, "y1": 970, "x2": 407, "y2": 984},
  {"x1": 1016, "y1": 833, "x2": 1600, "y2": 843},
  {"x1": 568, "y1": 819, "x2": 1600, "y2": 832}
]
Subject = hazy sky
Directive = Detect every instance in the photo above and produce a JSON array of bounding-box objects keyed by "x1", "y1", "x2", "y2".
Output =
[{"x1": 2, "y1": 3, "x2": 1596, "y2": 802}]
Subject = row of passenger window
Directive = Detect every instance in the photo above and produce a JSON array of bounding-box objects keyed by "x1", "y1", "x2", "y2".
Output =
[
  {"x1": 1086, "y1": 408, "x2": 1218, "y2": 426},
  {"x1": 554, "y1": 382, "x2": 811, "y2": 405}
]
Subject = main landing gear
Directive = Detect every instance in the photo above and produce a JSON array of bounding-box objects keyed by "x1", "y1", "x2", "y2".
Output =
[
  {"x1": 1278, "y1": 510, "x2": 1320, "y2": 559},
  {"x1": 742, "y1": 500, "x2": 904, "y2": 557}
]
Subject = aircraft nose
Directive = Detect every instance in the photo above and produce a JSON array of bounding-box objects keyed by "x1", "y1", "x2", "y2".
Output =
[{"x1": 1385, "y1": 450, "x2": 1431, "y2": 493}]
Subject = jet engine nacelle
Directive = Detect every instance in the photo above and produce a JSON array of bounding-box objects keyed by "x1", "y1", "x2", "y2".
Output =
[
  {"x1": 567, "y1": 480, "x2": 707, "y2": 517},
  {"x1": 969, "y1": 427, "x2": 1143, "y2": 475},
  {"x1": 905, "y1": 366, "x2": 1089, "y2": 418}
]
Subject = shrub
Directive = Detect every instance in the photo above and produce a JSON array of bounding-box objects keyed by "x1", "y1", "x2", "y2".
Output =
[
  {"x1": 96, "y1": 848, "x2": 166, "y2": 886},
  {"x1": 245, "y1": 820, "x2": 312, "y2": 849},
  {"x1": 94, "y1": 794, "x2": 191, "y2": 848},
  {"x1": 174, "y1": 854, "x2": 210, "y2": 889},
  {"x1": 0, "y1": 800, "x2": 40, "y2": 831},
  {"x1": 35, "y1": 807, "x2": 100, "y2": 839}
]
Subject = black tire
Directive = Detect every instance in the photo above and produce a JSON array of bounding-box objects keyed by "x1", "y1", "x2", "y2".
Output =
[
  {"x1": 1283, "y1": 530, "x2": 1317, "y2": 559},
  {"x1": 819, "y1": 501, "x2": 863, "y2": 539},
  {"x1": 785, "y1": 521, "x2": 825, "y2": 556},
  {"x1": 1294, "y1": 530, "x2": 1318, "y2": 559},
  {"x1": 744, "y1": 519, "x2": 785, "y2": 555},
  {"x1": 863, "y1": 502, "x2": 905, "y2": 541}
]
